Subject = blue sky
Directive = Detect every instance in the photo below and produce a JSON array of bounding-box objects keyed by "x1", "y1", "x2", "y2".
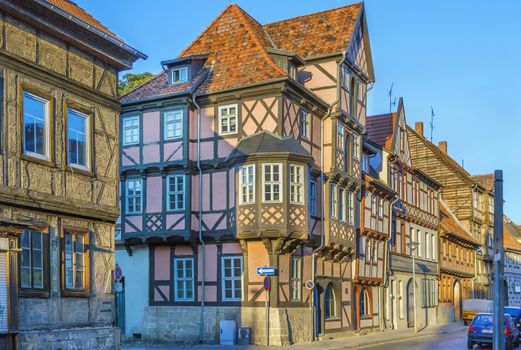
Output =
[{"x1": 78, "y1": 0, "x2": 521, "y2": 222}]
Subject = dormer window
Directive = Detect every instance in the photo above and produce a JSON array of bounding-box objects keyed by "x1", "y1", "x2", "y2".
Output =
[
  {"x1": 288, "y1": 63, "x2": 297, "y2": 80},
  {"x1": 170, "y1": 67, "x2": 188, "y2": 84}
]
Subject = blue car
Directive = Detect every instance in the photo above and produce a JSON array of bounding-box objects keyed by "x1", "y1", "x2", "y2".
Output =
[{"x1": 467, "y1": 313, "x2": 519, "y2": 350}]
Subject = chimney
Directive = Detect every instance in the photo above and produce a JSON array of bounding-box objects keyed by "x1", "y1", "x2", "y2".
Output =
[
  {"x1": 415, "y1": 122, "x2": 424, "y2": 137},
  {"x1": 439, "y1": 141, "x2": 447, "y2": 154}
]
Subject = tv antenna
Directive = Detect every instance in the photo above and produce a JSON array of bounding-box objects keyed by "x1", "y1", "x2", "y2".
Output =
[
  {"x1": 389, "y1": 83, "x2": 397, "y2": 112},
  {"x1": 429, "y1": 106, "x2": 435, "y2": 142}
]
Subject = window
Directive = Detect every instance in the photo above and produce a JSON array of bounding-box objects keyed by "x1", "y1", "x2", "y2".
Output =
[
  {"x1": 174, "y1": 258, "x2": 194, "y2": 301},
  {"x1": 417, "y1": 231, "x2": 423, "y2": 258},
  {"x1": 309, "y1": 180, "x2": 317, "y2": 215},
  {"x1": 123, "y1": 116, "x2": 139, "y2": 145},
  {"x1": 263, "y1": 164, "x2": 282, "y2": 203},
  {"x1": 171, "y1": 67, "x2": 188, "y2": 84},
  {"x1": 349, "y1": 77, "x2": 357, "y2": 116},
  {"x1": 378, "y1": 197, "x2": 383, "y2": 219},
  {"x1": 290, "y1": 256, "x2": 302, "y2": 301},
  {"x1": 371, "y1": 194, "x2": 377, "y2": 217},
  {"x1": 353, "y1": 134, "x2": 360, "y2": 160},
  {"x1": 324, "y1": 284, "x2": 337, "y2": 319},
  {"x1": 288, "y1": 63, "x2": 298, "y2": 80},
  {"x1": 372, "y1": 241, "x2": 378, "y2": 264},
  {"x1": 337, "y1": 124, "x2": 344, "y2": 150},
  {"x1": 20, "y1": 230, "x2": 46, "y2": 290},
  {"x1": 365, "y1": 238, "x2": 371, "y2": 261},
  {"x1": 330, "y1": 184, "x2": 338, "y2": 218},
  {"x1": 290, "y1": 164, "x2": 304, "y2": 204},
  {"x1": 239, "y1": 165, "x2": 255, "y2": 205},
  {"x1": 222, "y1": 256, "x2": 242, "y2": 301},
  {"x1": 360, "y1": 288, "x2": 370, "y2": 317},
  {"x1": 218, "y1": 104, "x2": 238, "y2": 135},
  {"x1": 164, "y1": 110, "x2": 183, "y2": 140},
  {"x1": 22, "y1": 91, "x2": 50, "y2": 160},
  {"x1": 300, "y1": 109, "x2": 310, "y2": 139},
  {"x1": 399, "y1": 280, "x2": 404, "y2": 319},
  {"x1": 167, "y1": 175, "x2": 185, "y2": 211},
  {"x1": 63, "y1": 232, "x2": 87, "y2": 291},
  {"x1": 126, "y1": 179, "x2": 143, "y2": 214},
  {"x1": 342, "y1": 67, "x2": 349, "y2": 89},
  {"x1": 431, "y1": 233, "x2": 436, "y2": 260},
  {"x1": 347, "y1": 191, "x2": 355, "y2": 225},
  {"x1": 67, "y1": 108, "x2": 90, "y2": 170},
  {"x1": 338, "y1": 188, "x2": 345, "y2": 221}
]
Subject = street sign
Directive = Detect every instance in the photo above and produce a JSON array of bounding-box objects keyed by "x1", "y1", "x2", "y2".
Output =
[
  {"x1": 115, "y1": 264, "x2": 123, "y2": 282},
  {"x1": 263, "y1": 276, "x2": 271, "y2": 291},
  {"x1": 304, "y1": 279, "x2": 315, "y2": 291},
  {"x1": 256, "y1": 266, "x2": 278, "y2": 276}
]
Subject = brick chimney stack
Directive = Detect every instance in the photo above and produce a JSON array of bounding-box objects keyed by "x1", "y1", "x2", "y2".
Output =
[
  {"x1": 439, "y1": 141, "x2": 447, "y2": 154},
  {"x1": 415, "y1": 122, "x2": 424, "y2": 137}
]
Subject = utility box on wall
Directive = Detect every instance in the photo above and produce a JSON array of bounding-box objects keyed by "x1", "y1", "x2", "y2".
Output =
[
  {"x1": 237, "y1": 327, "x2": 252, "y2": 345},
  {"x1": 220, "y1": 320, "x2": 236, "y2": 345}
]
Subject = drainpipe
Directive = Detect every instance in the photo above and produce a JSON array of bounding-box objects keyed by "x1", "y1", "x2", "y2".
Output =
[
  {"x1": 192, "y1": 93, "x2": 205, "y2": 343},
  {"x1": 310, "y1": 99, "x2": 337, "y2": 341},
  {"x1": 381, "y1": 195, "x2": 399, "y2": 330}
]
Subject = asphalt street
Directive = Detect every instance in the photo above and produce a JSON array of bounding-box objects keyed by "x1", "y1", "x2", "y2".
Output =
[{"x1": 360, "y1": 328, "x2": 519, "y2": 350}]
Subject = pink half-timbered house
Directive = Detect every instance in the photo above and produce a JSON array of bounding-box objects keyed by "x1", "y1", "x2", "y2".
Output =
[{"x1": 118, "y1": 2, "x2": 375, "y2": 345}]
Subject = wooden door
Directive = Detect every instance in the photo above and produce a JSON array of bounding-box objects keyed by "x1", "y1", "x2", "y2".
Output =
[{"x1": 406, "y1": 279, "x2": 415, "y2": 328}]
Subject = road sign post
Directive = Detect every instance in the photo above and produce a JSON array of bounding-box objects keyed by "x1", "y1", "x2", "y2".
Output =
[
  {"x1": 264, "y1": 276, "x2": 271, "y2": 346},
  {"x1": 493, "y1": 170, "x2": 504, "y2": 350}
]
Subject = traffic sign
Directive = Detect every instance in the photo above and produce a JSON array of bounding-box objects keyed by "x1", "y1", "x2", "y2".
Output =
[
  {"x1": 115, "y1": 264, "x2": 123, "y2": 282},
  {"x1": 304, "y1": 279, "x2": 315, "y2": 290},
  {"x1": 256, "y1": 266, "x2": 278, "y2": 276},
  {"x1": 263, "y1": 276, "x2": 271, "y2": 291}
]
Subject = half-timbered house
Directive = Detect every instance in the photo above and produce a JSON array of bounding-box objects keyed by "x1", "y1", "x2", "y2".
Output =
[
  {"x1": 119, "y1": 2, "x2": 374, "y2": 345},
  {"x1": 366, "y1": 98, "x2": 441, "y2": 331},
  {"x1": 437, "y1": 199, "x2": 479, "y2": 323},
  {"x1": 408, "y1": 123, "x2": 493, "y2": 299},
  {"x1": 353, "y1": 140, "x2": 397, "y2": 331},
  {"x1": 0, "y1": 1, "x2": 144, "y2": 349},
  {"x1": 504, "y1": 217, "x2": 521, "y2": 307}
]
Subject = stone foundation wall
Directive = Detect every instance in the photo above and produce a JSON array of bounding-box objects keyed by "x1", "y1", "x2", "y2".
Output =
[
  {"x1": 18, "y1": 326, "x2": 120, "y2": 350},
  {"x1": 437, "y1": 303, "x2": 455, "y2": 324}
]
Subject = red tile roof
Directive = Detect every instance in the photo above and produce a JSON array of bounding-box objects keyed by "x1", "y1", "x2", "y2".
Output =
[
  {"x1": 47, "y1": 0, "x2": 120, "y2": 40},
  {"x1": 178, "y1": 4, "x2": 286, "y2": 94},
  {"x1": 439, "y1": 200, "x2": 479, "y2": 245},
  {"x1": 264, "y1": 3, "x2": 362, "y2": 58},
  {"x1": 504, "y1": 224, "x2": 521, "y2": 253},
  {"x1": 472, "y1": 174, "x2": 495, "y2": 192},
  {"x1": 366, "y1": 113, "x2": 395, "y2": 151}
]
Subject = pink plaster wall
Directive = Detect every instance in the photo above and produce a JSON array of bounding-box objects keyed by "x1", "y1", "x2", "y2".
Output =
[
  {"x1": 125, "y1": 216, "x2": 142, "y2": 232},
  {"x1": 166, "y1": 214, "x2": 185, "y2": 230},
  {"x1": 228, "y1": 169, "x2": 235, "y2": 207},
  {"x1": 143, "y1": 111, "x2": 160, "y2": 143},
  {"x1": 163, "y1": 141, "x2": 183, "y2": 162},
  {"x1": 154, "y1": 246, "x2": 170, "y2": 280},
  {"x1": 222, "y1": 242, "x2": 242, "y2": 255},
  {"x1": 202, "y1": 213, "x2": 225, "y2": 231},
  {"x1": 212, "y1": 172, "x2": 227, "y2": 210},
  {"x1": 191, "y1": 174, "x2": 200, "y2": 211},
  {"x1": 201, "y1": 174, "x2": 211, "y2": 211},
  {"x1": 122, "y1": 147, "x2": 140, "y2": 166},
  {"x1": 198, "y1": 285, "x2": 217, "y2": 302},
  {"x1": 199, "y1": 141, "x2": 214, "y2": 161},
  {"x1": 175, "y1": 246, "x2": 192, "y2": 256},
  {"x1": 198, "y1": 244, "x2": 218, "y2": 282},
  {"x1": 146, "y1": 176, "x2": 162, "y2": 213},
  {"x1": 154, "y1": 285, "x2": 170, "y2": 302},
  {"x1": 217, "y1": 138, "x2": 237, "y2": 158},
  {"x1": 247, "y1": 241, "x2": 268, "y2": 301},
  {"x1": 143, "y1": 144, "x2": 160, "y2": 164}
]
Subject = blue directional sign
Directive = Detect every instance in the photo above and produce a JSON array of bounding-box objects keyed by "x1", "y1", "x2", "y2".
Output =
[{"x1": 256, "y1": 266, "x2": 278, "y2": 276}]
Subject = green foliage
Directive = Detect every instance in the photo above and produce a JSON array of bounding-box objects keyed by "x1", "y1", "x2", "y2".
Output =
[{"x1": 118, "y1": 72, "x2": 154, "y2": 96}]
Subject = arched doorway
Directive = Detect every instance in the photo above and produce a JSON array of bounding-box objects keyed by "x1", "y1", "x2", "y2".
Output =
[
  {"x1": 454, "y1": 281, "x2": 462, "y2": 321},
  {"x1": 406, "y1": 279, "x2": 415, "y2": 328}
]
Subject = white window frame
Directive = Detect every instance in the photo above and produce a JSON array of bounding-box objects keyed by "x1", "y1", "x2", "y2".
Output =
[
  {"x1": 123, "y1": 116, "x2": 140, "y2": 146},
  {"x1": 378, "y1": 197, "x2": 383, "y2": 219},
  {"x1": 330, "y1": 184, "x2": 338, "y2": 218},
  {"x1": 338, "y1": 187, "x2": 345, "y2": 222},
  {"x1": 22, "y1": 91, "x2": 51, "y2": 160},
  {"x1": 337, "y1": 124, "x2": 344, "y2": 150},
  {"x1": 67, "y1": 108, "x2": 91, "y2": 171},
  {"x1": 290, "y1": 164, "x2": 304, "y2": 205},
  {"x1": 300, "y1": 109, "x2": 310, "y2": 139},
  {"x1": 218, "y1": 104, "x2": 238, "y2": 135},
  {"x1": 171, "y1": 67, "x2": 188, "y2": 84},
  {"x1": 126, "y1": 179, "x2": 143, "y2": 214},
  {"x1": 290, "y1": 256, "x2": 302, "y2": 301},
  {"x1": 239, "y1": 165, "x2": 255, "y2": 205},
  {"x1": 221, "y1": 256, "x2": 243, "y2": 302},
  {"x1": 167, "y1": 175, "x2": 185, "y2": 211},
  {"x1": 347, "y1": 191, "x2": 355, "y2": 225},
  {"x1": 353, "y1": 133, "x2": 360, "y2": 160},
  {"x1": 309, "y1": 180, "x2": 317, "y2": 216},
  {"x1": 174, "y1": 257, "x2": 194, "y2": 301},
  {"x1": 262, "y1": 163, "x2": 283, "y2": 203},
  {"x1": 372, "y1": 241, "x2": 378, "y2": 264},
  {"x1": 164, "y1": 110, "x2": 183, "y2": 140}
]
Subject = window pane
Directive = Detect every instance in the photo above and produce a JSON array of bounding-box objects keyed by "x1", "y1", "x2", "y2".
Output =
[{"x1": 23, "y1": 92, "x2": 48, "y2": 157}]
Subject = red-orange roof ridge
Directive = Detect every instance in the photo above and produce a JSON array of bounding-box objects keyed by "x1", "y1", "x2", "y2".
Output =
[{"x1": 264, "y1": 2, "x2": 363, "y2": 27}]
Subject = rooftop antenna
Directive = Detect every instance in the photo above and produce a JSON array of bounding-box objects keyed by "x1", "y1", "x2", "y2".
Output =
[
  {"x1": 389, "y1": 83, "x2": 396, "y2": 112},
  {"x1": 430, "y1": 106, "x2": 435, "y2": 142}
]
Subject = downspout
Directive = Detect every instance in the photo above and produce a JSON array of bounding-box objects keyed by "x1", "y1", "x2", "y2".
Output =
[
  {"x1": 192, "y1": 93, "x2": 205, "y2": 343},
  {"x1": 381, "y1": 195, "x2": 398, "y2": 330},
  {"x1": 311, "y1": 100, "x2": 336, "y2": 341}
]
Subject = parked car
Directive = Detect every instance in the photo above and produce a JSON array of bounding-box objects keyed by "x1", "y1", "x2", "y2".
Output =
[
  {"x1": 467, "y1": 313, "x2": 519, "y2": 349},
  {"x1": 505, "y1": 306, "x2": 521, "y2": 336},
  {"x1": 462, "y1": 299, "x2": 493, "y2": 325}
]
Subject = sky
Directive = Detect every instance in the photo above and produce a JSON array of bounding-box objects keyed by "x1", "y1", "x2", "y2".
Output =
[{"x1": 77, "y1": 0, "x2": 521, "y2": 222}]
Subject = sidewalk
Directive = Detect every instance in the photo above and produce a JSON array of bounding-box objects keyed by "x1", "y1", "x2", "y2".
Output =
[{"x1": 123, "y1": 322, "x2": 467, "y2": 350}]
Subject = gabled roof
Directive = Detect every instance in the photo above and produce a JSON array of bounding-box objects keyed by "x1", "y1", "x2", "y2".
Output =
[
  {"x1": 439, "y1": 199, "x2": 480, "y2": 246},
  {"x1": 264, "y1": 3, "x2": 363, "y2": 59},
  {"x1": 47, "y1": 0, "x2": 120, "y2": 40},
  {"x1": 178, "y1": 4, "x2": 286, "y2": 94},
  {"x1": 366, "y1": 113, "x2": 395, "y2": 151},
  {"x1": 227, "y1": 131, "x2": 312, "y2": 161},
  {"x1": 473, "y1": 174, "x2": 495, "y2": 192},
  {"x1": 504, "y1": 223, "x2": 521, "y2": 253}
]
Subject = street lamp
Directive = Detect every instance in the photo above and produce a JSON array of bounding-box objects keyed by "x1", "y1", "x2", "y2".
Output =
[{"x1": 407, "y1": 240, "x2": 419, "y2": 334}]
